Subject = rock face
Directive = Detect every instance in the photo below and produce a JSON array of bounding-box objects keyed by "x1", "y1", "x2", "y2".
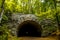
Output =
[{"x1": 8, "y1": 14, "x2": 41, "y2": 36}]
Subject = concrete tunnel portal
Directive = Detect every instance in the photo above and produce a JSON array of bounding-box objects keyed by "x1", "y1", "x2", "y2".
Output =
[{"x1": 17, "y1": 20, "x2": 41, "y2": 37}]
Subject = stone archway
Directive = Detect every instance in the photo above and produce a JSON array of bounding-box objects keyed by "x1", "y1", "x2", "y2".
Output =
[
  {"x1": 9, "y1": 14, "x2": 42, "y2": 37},
  {"x1": 17, "y1": 20, "x2": 41, "y2": 37}
]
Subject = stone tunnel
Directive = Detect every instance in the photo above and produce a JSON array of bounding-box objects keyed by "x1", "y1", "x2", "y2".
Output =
[
  {"x1": 8, "y1": 14, "x2": 42, "y2": 37},
  {"x1": 17, "y1": 20, "x2": 41, "y2": 37}
]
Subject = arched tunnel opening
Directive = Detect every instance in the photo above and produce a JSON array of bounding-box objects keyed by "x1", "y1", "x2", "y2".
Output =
[{"x1": 17, "y1": 21, "x2": 41, "y2": 37}]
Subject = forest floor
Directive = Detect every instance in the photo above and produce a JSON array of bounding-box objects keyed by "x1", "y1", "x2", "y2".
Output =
[
  {"x1": 18, "y1": 36, "x2": 58, "y2": 40},
  {"x1": 8, "y1": 31, "x2": 60, "y2": 40},
  {"x1": 8, "y1": 35, "x2": 58, "y2": 40}
]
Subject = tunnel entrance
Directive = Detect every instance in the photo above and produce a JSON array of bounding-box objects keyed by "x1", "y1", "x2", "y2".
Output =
[{"x1": 17, "y1": 21, "x2": 41, "y2": 37}]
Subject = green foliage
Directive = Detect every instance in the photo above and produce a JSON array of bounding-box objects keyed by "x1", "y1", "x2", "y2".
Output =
[
  {"x1": 0, "y1": 0, "x2": 2, "y2": 8},
  {"x1": 0, "y1": 25, "x2": 8, "y2": 40},
  {"x1": 2, "y1": 15, "x2": 8, "y2": 21},
  {"x1": 0, "y1": 0, "x2": 2, "y2": 13},
  {"x1": 0, "y1": 0, "x2": 60, "y2": 39}
]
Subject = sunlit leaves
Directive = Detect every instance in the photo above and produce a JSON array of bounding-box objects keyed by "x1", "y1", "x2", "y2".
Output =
[
  {"x1": 1, "y1": 0, "x2": 58, "y2": 21},
  {"x1": 5, "y1": 0, "x2": 16, "y2": 12},
  {"x1": 15, "y1": 5, "x2": 22, "y2": 12},
  {"x1": 0, "y1": 0, "x2": 3, "y2": 13},
  {"x1": 23, "y1": 0, "x2": 28, "y2": 3}
]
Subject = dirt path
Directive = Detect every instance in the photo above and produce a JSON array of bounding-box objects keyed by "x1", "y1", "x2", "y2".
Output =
[{"x1": 18, "y1": 36, "x2": 58, "y2": 40}]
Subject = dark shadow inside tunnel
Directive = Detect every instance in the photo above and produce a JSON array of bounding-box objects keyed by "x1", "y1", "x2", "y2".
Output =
[{"x1": 17, "y1": 21, "x2": 41, "y2": 37}]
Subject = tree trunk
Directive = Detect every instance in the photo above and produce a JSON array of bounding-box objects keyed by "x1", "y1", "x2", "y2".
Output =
[{"x1": 0, "y1": 0, "x2": 5, "y2": 23}]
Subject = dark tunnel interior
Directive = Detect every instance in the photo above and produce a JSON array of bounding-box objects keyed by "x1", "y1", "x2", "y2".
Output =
[{"x1": 17, "y1": 21, "x2": 41, "y2": 37}]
